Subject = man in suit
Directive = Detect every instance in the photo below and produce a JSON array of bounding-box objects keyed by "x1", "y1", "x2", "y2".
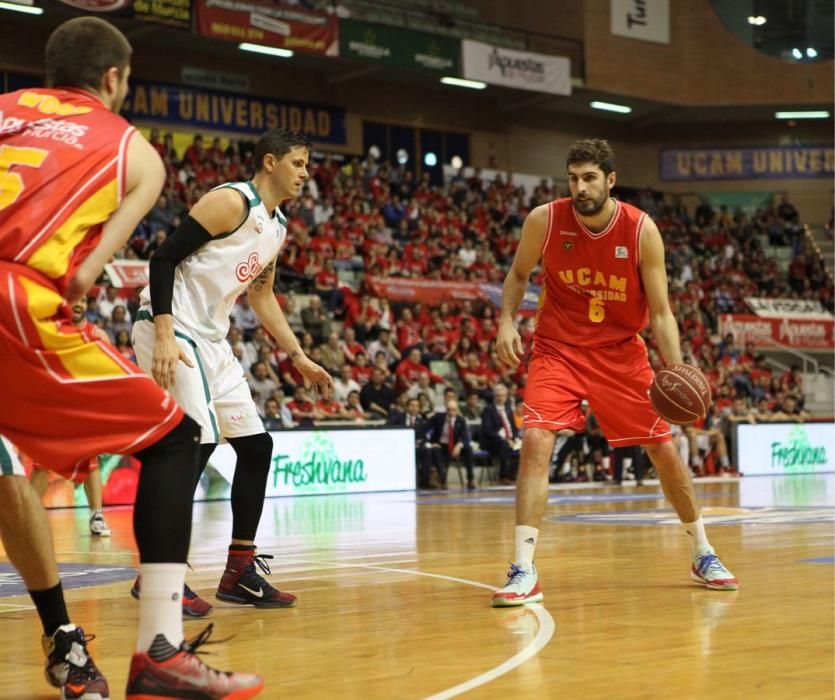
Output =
[
  {"x1": 481, "y1": 383, "x2": 520, "y2": 485},
  {"x1": 426, "y1": 399, "x2": 476, "y2": 490},
  {"x1": 389, "y1": 397, "x2": 436, "y2": 489}
]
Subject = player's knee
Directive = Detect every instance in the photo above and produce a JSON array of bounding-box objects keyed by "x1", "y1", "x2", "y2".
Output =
[
  {"x1": 228, "y1": 432, "x2": 273, "y2": 470},
  {"x1": 137, "y1": 414, "x2": 200, "y2": 464}
]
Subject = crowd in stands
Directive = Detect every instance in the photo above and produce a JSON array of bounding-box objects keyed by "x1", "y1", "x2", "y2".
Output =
[{"x1": 86, "y1": 130, "x2": 832, "y2": 479}]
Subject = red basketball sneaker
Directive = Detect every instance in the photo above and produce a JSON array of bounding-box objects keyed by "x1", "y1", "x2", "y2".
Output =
[
  {"x1": 216, "y1": 547, "x2": 296, "y2": 608},
  {"x1": 126, "y1": 624, "x2": 263, "y2": 700},
  {"x1": 131, "y1": 576, "x2": 213, "y2": 618}
]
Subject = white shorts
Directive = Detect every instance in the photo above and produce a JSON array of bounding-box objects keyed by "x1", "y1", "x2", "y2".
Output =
[
  {"x1": 133, "y1": 315, "x2": 263, "y2": 444},
  {"x1": 0, "y1": 435, "x2": 26, "y2": 477}
]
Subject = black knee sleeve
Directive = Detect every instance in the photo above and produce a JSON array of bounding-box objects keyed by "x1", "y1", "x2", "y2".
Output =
[
  {"x1": 227, "y1": 433, "x2": 273, "y2": 542},
  {"x1": 133, "y1": 415, "x2": 200, "y2": 563}
]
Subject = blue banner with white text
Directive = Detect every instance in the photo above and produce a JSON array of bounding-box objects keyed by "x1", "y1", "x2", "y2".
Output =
[
  {"x1": 660, "y1": 146, "x2": 834, "y2": 181},
  {"x1": 121, "y1": 79, "x2": 346, "y2": 145}
]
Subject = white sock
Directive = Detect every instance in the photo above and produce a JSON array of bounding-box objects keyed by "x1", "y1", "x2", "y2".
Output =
[
  {"x1": 682, "y1": 517, "x2": 713, "y2": 557},
  {"x1": 515, "y1": 525, "x2": 539, "y2": 566},
  {"x1": 136, "y1": 563, "x2": 186, "y2": 652}
]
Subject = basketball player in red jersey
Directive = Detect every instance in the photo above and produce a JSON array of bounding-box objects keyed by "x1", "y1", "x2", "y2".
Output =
[
  {"x1": 491, "y1": 139, "x2": 737, "y2": 607},
  {"x1": 0, "y1": 17, "x2": 262, "y2": 699}
]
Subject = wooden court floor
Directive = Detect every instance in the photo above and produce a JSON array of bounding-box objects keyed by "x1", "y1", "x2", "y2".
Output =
[{"x1": 0, "y1": 475, "x2": 832, "y2": 699}]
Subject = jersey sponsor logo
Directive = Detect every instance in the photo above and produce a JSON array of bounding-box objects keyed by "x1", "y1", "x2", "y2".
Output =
[
  {"x1": 254, "y1": 214, "x2": 266, "y2": 234},
  {"x1": 615, "y1": 246, "x2": 628, "y2": 258},
  {"x1": 559, "y1": 230, "x2": 577, "y2": 237},
  {"x1": 563, "y1": 241, "x2": 574, "y2": 251},
  {"x1": 235, "y1": 252, "x2": 263, "y2": 282},
  {"x1": 22, "y1": 118, "x2": 89, "y2": 149},
  {"x1": 0, "y1": 113, "x2": 26, "y2": 136},
  {"x1": 558, "y1": 267, "x2": 628, "y2": 301},
  {"x1": 17, "y1": 91, "x2": 93, "y2": 117}
]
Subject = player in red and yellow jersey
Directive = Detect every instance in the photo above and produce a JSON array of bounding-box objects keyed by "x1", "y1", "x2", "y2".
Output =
[
  {"x1": 0, "y1": 17, "x2": 262, "y2": 699},
  {"x1": 491, "y1": 139, "x2": 737, "y2": 608}
]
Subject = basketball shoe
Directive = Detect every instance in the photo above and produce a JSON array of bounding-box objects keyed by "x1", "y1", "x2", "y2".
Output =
[
  {"x1": 125, "y1": 624, "x2": 263, "y2": 699},
  {"x1": 216, "y1": 547, "x2": 296, "y2": 608},
  {"x1": 131, "y1": 576, "x2": 213, "y2": 617},
  {"x1": 43, "y1": 624, "x2": 109, "y2": 700},
  {"x1": 491, "y1": 562, "x2": 544, "y2": 607},
  {"x1": 89, "y1": 511, "x2": 111, "y2": 537},
  {"x1": 690, "y1": 552, "x2": 738, "y2": 590}
]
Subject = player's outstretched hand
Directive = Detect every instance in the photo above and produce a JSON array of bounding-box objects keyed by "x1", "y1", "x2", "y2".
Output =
[
  {"x1": 296, "y1": 356, "x2": 334, "y2": 395},
  {"x1": 152, "y1": 333, "x2": 193, "y2": 389},
  {"x1": 496, "y1": 321, "x2": 524, "y2": 368}
]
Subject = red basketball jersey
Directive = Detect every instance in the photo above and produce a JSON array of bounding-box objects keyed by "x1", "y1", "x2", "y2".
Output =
[
  {"x1": 0, "y1": 88, "x2": 136, "y2": 295},
  {"x1": 534, "y1": 197, "x2": 649, "y2": 349}
]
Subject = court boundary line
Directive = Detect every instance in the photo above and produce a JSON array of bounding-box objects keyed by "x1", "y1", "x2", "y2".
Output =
[{"x1": 305, "y1": 559, "x2": 556, "y2": 699}]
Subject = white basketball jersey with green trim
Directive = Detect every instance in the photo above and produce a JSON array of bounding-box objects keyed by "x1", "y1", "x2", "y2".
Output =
[{"x1": 139, "y1": 181, "x2": 287, "y2": 341}]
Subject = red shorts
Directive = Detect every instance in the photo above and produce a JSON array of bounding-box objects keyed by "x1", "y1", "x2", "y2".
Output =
[
  {"x1": 0, "y1": 264, "x2": 183, "y2": 478},
  {"x1": 523, "y1": 336, "x2": 671, "y2": 447}
]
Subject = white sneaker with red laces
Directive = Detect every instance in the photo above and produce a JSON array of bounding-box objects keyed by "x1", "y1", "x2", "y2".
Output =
[
  {"x1": 691, "y1": 552, "x2": 738, "y2": 590},
  {"x1": 491, "y1": 562, "x2": 543, "y2": 607}
]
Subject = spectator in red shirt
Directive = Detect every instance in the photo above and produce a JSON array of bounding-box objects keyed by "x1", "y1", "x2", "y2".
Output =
[
  {"x1": 183, "y1": 133, "x2": 204, "y2": 168},
  {"x1": 396, "y1": 348, "x2": 444, "y2": 392},
  {"x1": 339, "y1": 326, "x2": 365, "y2": 365},
  {"x1": 459, "y1": 352, "x2": 489, "y2": 394},
  {"x1": 396, "y1": 307, "x2": 422, "y2": 352},
  {"x1": 315, "y1": 384, "x2": 348, "y2": 421},
  {"x1": 352, "y1": 352, "x2": 374, "y2": 386},
  {"x1": 287, "y1": 385, "x2": 320, "y2": 426}
]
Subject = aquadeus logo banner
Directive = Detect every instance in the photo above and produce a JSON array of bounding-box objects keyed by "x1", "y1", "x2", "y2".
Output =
[{"x1": 461, "y1": 40, "x2": 571, "y2": 95}]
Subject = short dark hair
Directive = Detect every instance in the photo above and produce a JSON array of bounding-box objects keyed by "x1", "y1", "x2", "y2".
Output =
[
  {"x1": 45, "y1": 17, "x2": 132, "y2": 90},
  {"x1": 566, "y1": 138, "x2": 615, "y2": 177},
  {"x1": 254, "y1": 129, "x2": 312, "y2": 171}
]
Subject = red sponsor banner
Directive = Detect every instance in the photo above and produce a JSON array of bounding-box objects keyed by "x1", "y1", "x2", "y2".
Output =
[
  {"x1": 195, "y1": 0, "x2": 339, "y2": 56},
  {"x1": 366, "y1": 276, "x2": 483, "y2": 306},
  {"x1": 720, "y1": 314, "x2": 834, "y2": 350},
  {"x1": 104, "y1": 260, "x2": 149, "y2": 289}
]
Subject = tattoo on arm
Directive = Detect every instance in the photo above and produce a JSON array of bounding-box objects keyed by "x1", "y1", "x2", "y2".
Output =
[
  {"x1": 249, "y1": 262, "x2": 275, "y2": 292},
  {"x1": 290, "y1": 350, "x2": 301, "y2": 360}
]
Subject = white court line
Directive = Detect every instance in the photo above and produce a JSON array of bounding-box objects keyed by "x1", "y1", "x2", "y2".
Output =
[{"x1": 305, "y1": 559, "x2": 556, "y2": 699}]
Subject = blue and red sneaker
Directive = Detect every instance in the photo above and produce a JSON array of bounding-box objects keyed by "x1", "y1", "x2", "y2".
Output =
[
  {"x1": 126, "y1": 624, "x2": 263, "y2": 699},
  {"x1": 691, "y1": 552, "x2": 738, "y2": 590},
  {"x1": 131, "y1": 576, "x2": 213, "y2": 617}
]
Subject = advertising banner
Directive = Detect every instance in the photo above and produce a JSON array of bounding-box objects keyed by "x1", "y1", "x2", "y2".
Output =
[
  {"x1": 719, "y1": 314, "x2": 834, "y2": 350},
  {"x1": 660, "y1": 146, "x2": 835, "y2": 181},
  {"x1": 461, "y1": 39, "x2": 571, "y2": 95},
  {"x1": 121, "y1": 79, "x2": 346, "y2": 144},
  {"x1": 610, "y1": 0, "x2": 670, "y2": 44},
  {"x1": 745, "y1": 297, "x2": 833, "y2": 321},
  {"x1": 195, "y1": 0, "x2": 338, "y2": 56},
  {"x1": 133, "y1": 0, "x2": 191, "y2": 28},
  {"x1": 365, "y1": 276, "x2": 541, "y2": 312},
  {"x1": 52, "y1": 0, "x2": 191, "y2": 28},
  {"x1": 340, "y1": 20, "x2": 459, "y2": 74},
  {"x1": 736, "y1": 423, "x2": 835, "y2": 475},
  {"x1": 209, "y1": 428, "x2": 416, "y2": 497},
  {"x1": 104, "y1": 261, "x2": 149, "y2": 289}
]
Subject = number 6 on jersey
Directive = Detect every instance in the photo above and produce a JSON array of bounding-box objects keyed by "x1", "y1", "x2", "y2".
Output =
[{"x1": 588, "y1": 296, "x2": 606, "y2": 323}]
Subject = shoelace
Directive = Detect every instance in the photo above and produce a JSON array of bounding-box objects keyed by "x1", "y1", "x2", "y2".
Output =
[
  {"x1": 505, "y1": 563, "x2": 530, "y2": 584},
  {"x1": 181, "y1": 623, "x2": 234, "y2": 657},
  {"x1": 56, "y1": 630, "x2": 101, "y2": 681},
  {"x1": 697, "y1": 554, "x2": 725, "y2": 576},
  {"x1": 251, "y1": 553, "x2": 274, "y2": 577}
]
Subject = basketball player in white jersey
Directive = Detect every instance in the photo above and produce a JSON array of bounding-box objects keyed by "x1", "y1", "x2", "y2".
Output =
[{"x1": 133, "y1": 129, "x2": 333, "y2": 611}]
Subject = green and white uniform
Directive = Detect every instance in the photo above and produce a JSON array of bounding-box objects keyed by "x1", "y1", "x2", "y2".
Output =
[{"x1": 133, "y1": 181, "x2": 287, "y2": 444}]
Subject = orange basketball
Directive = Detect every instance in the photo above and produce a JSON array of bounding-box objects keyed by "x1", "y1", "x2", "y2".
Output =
[{"x1": 649, "y1": 364, "x2": 712, "y2": 425}]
